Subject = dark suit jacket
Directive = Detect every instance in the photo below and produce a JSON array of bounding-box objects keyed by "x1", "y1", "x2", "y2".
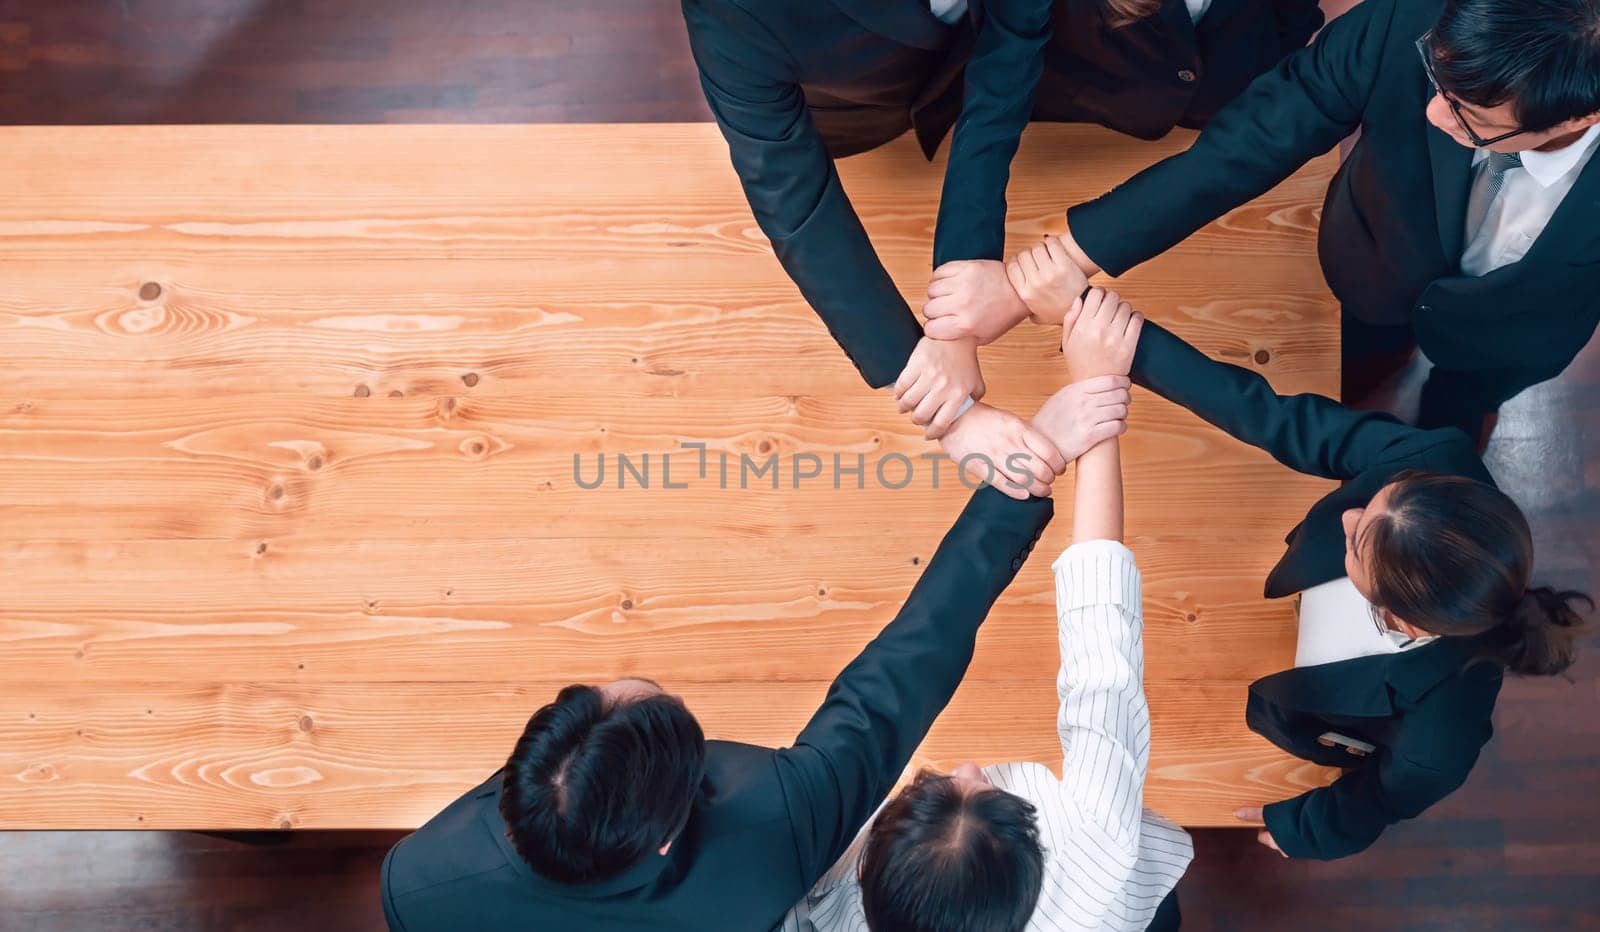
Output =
[
  {"x1": 380, "y1": 487, "x2": 1052, "y2": 930},
  {"x1": 683, "y1": 0, "x2": 1316, "y2": 389},
  {"x1": 1070, "y1": 0, "x2": 1600, "y2": 376},
  {"x1": 1031, "y1": 0, "x2": 1320, "y2": 140},
  {"x1": 1132, "y1": 321, "x2": 1504, "y2": 860}
]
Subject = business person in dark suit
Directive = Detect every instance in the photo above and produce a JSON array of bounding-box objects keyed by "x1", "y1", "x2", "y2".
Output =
[
  {"x1": 681, "y1": 0, "x2": 1319, "y2": 496},
  {"x1": 1139, "y1": 320, "x2": 1589, "y2": 860},
  {"x1": 931, "y1": 0, "x2": 1600, "y2": 441},
  {"x1": 782, "y1": 292, "x2": 1191, "y2": 932},
  {"x1": 1008, "y1": 255, "x2": 1590, "y2": 860},
  {"x1": 376, "y1": 384, "x2": 1133, "y2": 931}
]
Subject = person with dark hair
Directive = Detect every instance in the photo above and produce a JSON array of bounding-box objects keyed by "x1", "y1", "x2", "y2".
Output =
[
  {"x1": 375, "y1": 381, "x2": 1134, "y2": 931},
  {"x1": 1001, "y1": 248, "x2": 1590, "y2": 860},
  {"x1": 681, "y1": 0, "x2": 1322, "y2": 497},
  {"x1": 783, "y1": 288, "x2": 1191, "y2": 932},
  {"x1": 928, "y1": 0, "x2": 1600, "y2": 442}
]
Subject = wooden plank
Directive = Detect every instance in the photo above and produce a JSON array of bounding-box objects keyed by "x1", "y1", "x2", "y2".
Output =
[
  {"x1": 0, "y1": 258, "x2": 1333, "y2": 401},
  {"x1": 0, "y1": 122, "x2": 1341, "y2": 829},
  {"x1": 0, "y1": 680, "x2": 1328, "y2": 830},
  {"x1": 0, "y1": 391, "x2": 1331, "y2": 539},
  {"x1": 0, "y1": 533, "x2": 1300, "y2": 685}
]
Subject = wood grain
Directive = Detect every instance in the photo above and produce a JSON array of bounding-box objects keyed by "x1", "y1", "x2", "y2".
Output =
[
  {"x1": 0, "y1": 679, "x2": 1325, "y2": 830},
  {"x1": 0, "y1": 122, "x2": 1341, "y2": 829}
]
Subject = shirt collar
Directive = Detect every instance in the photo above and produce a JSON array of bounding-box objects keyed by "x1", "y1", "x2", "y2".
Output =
[
  {"x1": 1516, "y1": 123, "x2": 1600, "y2": 188},
  {"x1": 1384, "y1": 629, "x2": 1437, "y2": 652}
]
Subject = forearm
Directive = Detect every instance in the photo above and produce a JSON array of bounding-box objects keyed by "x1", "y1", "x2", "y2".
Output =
[
  {"x1": 1071, "y1": 438, "x2": 1122, "y2": 543},
  {"x1": 769, "y1": 182, "x2": 925, "y2": 387},
  {"x1": 1263, "y1": 769, "x2": 1392, "y2": 860},
  {"x1": 685, "y1": 0, "x2": 923, "y2": 387},
  {"x1": 1130, "y1": 321, "x2": 1416, "y2": 480},
  {"x1": 1066, "y1": 0, "x2": 1392, "y2": 276},
  {"x1": 1058, "y1": 219, "x2": 1102, "y2": 277},
  {"x1": 779, "y1": 487, "x2": 1053, "y2": 875},
  {"x1": 931, "y1": 0, "x2": 1050, "y2": 265},
  {"x1": 1051, "y1": 539, "x2": 1148, "y2": 833}
]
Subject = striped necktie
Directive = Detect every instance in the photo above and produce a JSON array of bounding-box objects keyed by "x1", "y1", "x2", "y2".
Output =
[{"x1": 1466, "y1": 151, "x2": 1523, "y2": 241}]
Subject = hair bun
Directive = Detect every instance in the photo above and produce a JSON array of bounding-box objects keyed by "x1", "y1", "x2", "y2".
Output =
[{"x1": 1503, "y1": 587, "x2": 1592, "y2": 676}]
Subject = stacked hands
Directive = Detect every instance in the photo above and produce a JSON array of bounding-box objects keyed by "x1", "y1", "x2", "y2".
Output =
[{"x1": 894, "y1": 236, "x2": 1142, "y2": 499}]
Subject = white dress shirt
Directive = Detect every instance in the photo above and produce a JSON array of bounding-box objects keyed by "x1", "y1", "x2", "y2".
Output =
[
  {"x1": 781, "y1": 540, "x2": 1193, "y2": 932},
  {"x1": 1295, "y1": 576, "x2": 1437, "y2": 668},
  {"x1": 930, "y1": 0, "x2": 968, "y2": 24},
  {"x1": 1460, "y1": 123, "x2": 1600, "y2": 276}
]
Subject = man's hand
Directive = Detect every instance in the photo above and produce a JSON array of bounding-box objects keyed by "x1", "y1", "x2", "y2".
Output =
[
  {"x1": 1030, "y1": 376, "x2": 1131, "y2": 463},
  {"x1": 895, "y1": 336, "x2": 985, "y2": 440},
  {"x1": 939, "y1": 403, "x2": 1065, "y2": 500},
  {"x1": 1062, "y1": 287, "x2": 1143, "y2": 382},
  {"x1": 923, "y1": 260, "x2": 1031, "y2": 345},
  {"x1": 1235, "y1": 807, "x2": 1289, "y2": 858},
  {"x1": 1005, "y1": 236, "x2": 1090, "y2": 325}
]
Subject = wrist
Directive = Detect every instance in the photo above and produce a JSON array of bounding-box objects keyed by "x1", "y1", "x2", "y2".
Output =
[
  {"x1": 1028, "y1": 301, "x2": 1072, "y2": 326},
  {"x1": 1058, "y1": 219, "x2": 1102, "y2": 277}
]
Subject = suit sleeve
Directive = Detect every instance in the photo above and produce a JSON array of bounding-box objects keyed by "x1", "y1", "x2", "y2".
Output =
[
  {"x1": 1263, "y1": 740, "x2": 1483, "y2": 859},
  {"x1": 931, "y1": 0, "x2": 1052, "y2": 266},
  {"x1": 1263, "y1": 664, "x2": 1500, "y2": 859},
  {"x1": 1271, "y1": 0, "x2": 1326, "y2": 55},
  {"x1": 773, "y1": 486, "x2": 1053, "y2": 882},
  {"x1": 1066, "y1": 0, "x2": 1398, "y2": 275},
  {"x1": 1130, "y1": 320, "x2": 1430, "y2": 480},
  {"x1": 379, "y1": 846, "x2": 410, "y2": 932},
  {"x1": 682, "y1": 0, "x2": 925, "y2": 388}
]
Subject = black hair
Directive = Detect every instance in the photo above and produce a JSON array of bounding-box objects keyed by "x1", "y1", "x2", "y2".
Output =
[
  {"x1": 859, "y1": 770, "x2": 1045, "y2": 932},
  {"x1": 499, "y1": 683, "x2": 706, "y2": 884},
  {"x1": 1363, "y1": 472, "x2": 1591, "y2": 676},
  {"x1": 1429, "y1": 0, "x2": 1600, "y2": 132}
]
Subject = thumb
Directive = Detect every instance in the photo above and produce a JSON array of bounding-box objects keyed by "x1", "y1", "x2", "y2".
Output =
[
  {"x1": 1235, "y1": 807, "x2": 1264, "y2": 823},
  {"x1": 1059, "y1": 298, "x2": 1084, "y2": 348},
  {"x1": 924, "y1": 316, "x2": 970, "y2": 341}
]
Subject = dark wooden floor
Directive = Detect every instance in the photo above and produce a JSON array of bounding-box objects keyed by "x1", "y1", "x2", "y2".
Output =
[{"x1": 2, "y1": 2, "x2": 1596, "y2": 930}]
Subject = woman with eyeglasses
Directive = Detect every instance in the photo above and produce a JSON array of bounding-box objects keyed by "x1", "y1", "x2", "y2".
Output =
[
  {"x1": 1146, "y1": 320, "x2": 1588, "y2": 860},
  {"x1": 1007, "y1": 263, "x2": 1592, "y2": 862}
]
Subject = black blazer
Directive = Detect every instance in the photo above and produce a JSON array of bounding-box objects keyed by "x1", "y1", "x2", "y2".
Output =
[
  {"x1": 1031, "y1": 0, "x2": 1321, "y2": 139},
  {"x1": 1131, "y1": 321, "x2": 1505, "y2": 860},
  {"x1": 682, "y1": 0, "x2": 1317, "y2": 389},
  {"x1": 380, "y1": 487, "x2": 1052, "y2": 930},
  {"x1": 1070, "y1": 0, "x2": 1600, "y2": 376}
]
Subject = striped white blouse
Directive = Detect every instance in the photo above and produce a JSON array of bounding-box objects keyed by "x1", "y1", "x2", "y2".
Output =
[{"x1": 780, "y1": 539, "x2": 1193, "y2": 932}]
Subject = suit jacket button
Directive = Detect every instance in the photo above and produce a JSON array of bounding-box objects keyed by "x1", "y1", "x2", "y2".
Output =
[
  {"x1": 1177, "y1": 69, "x2": 1197, "y2": 83},
  {"x1": 1011, "y1": 557, "x2": 1023, "y2": 571},
  {"x1": 1418, "y1": 304, "x2": 1432, "y2": 314}
]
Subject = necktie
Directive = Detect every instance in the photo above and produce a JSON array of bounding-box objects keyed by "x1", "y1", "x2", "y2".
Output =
[{"x1": 1465, "y1": 151, "x2": 1522, "y2": 241}]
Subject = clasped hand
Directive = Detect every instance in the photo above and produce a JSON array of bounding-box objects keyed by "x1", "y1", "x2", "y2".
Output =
[{"x1": 893, "y1": 236, "x2": 1142, "y2": 500}]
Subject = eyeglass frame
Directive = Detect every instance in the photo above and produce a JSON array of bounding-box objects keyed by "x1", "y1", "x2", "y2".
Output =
[{"x1": 1415, "y1": 31, "x2": 1530, "y2": 148}]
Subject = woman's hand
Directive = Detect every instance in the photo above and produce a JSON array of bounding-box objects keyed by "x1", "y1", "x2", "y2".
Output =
[
  {"x1": 1062, "y1": 287, "x2": 1143, "y2": 382},
  {"x1": 923, "y1": 260, "x2": 1032, "y2": 345},
  {"x1": 1005, "y1": 235, "x2": 1091, "y2": 325},
  {"x1": 1029, "y1": 376, "x2": 1131, "y2": 464},
  {"x1": 894, "y1": 336, "x2": 986, "y2": 440},
  {"x1": 939, "y1": 402, "x2": 1065, "y2": 499},
  {"x1": 1235, "y1": 807, "x2": 1289, "y2": 858}
]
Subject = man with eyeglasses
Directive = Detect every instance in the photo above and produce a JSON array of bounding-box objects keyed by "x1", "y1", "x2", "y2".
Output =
[{"x1": 923, "y1": 0, "x2": 1600, "y2": 442}]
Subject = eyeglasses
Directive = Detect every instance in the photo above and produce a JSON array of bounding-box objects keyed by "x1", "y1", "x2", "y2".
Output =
[
  {"x1": 1416, "y1": 32, "x2": 1529, "y2": 147},
  {"x1": 1368, "y1": 600, "x2": 1393, "y2": 637}
]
